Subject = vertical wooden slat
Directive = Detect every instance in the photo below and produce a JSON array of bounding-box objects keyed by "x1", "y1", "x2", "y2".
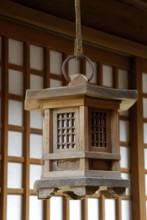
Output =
[
  {"x1": 82, "y1": 197, "x2": 88, "y2": 220},
  {"x1": 116, "y1": 198, "x2": 121, "y2": 220},
  {"x1": 79, "y1": 105, "x2": 89, "y2": 171},
  {"x1": 97, "y1": 62, "x2": 103, "y2": 86},
  {"x1": 42, "y1": 109, "x2": 51, "y2": 220},
  {"x1": 80, "y1": 58, "x2": 86, "y2": 76},
  {"x1": 44, "y1": 47, "x2": 50, "y2": 88},
  {"x1": 43, "y1": 200, "x2": 50, "y2": 220},
  {"x1": 0, "y1": 36, "x2": 8, "y2": 220},
  {"x1": 95, "y1": 62, "x2": 99, "y2": 86},
  {"x1": 99, "y1": 195, "x2": 105, "y2": 220},
  {"x1": 63, "y1": 197, "x2": 69, "y2": 220},
  {"x1": 62, "y1": 53, "x2": 68, "y2": 86},
  {"x1": 130, "y1": 57, "x2": 146, "y2": 220},
  {"x1": 23, "y1": 42, "x2": 30, "y2": 220},
  {"x1": 0, "y1": 34, "x2": 3, "y2": 211},
  {"x1": 113, "y1": 66, "x2": 119, "y2": 89},
  {"x1": 43, "y1": 46, "x2": 50, "y2": 220}
]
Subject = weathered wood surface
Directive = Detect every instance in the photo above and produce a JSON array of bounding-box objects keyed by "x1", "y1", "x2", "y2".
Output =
[
  {"x1": 42, "y1": 170, "x2": 121, "y2": 179},
  {"x1": 119, "y1": 0, "x2": 147, "y2": 11},
  {"x1": 35, "y1": 175, "x2": 129, "y2": 198},
  {"x1": 34, "y1": 176, "x2": 129, "y2": 189},
  {"x1": 24, "y1": 76, "x2": 134, "y2": 200},
  {"x1": 43, "y1": 151, "x2": 120, "y2": 160},
  {"x1": 25, "y1": 83, "x2": 137, "y2": 112},
  {"x1": 37, "y1": 185, "x2": 127, "y2": 199}
]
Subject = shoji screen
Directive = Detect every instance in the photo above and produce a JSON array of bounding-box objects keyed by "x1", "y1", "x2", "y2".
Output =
[
  {"x1": 100, "y1": 62, "x2": 131, "y2": 220},
  {"x1": 0, "y1": 18, "x2": 135, "y2": 220},
  {"x1": 8, "y1": 38, "x2": 26, "y2": 220}
]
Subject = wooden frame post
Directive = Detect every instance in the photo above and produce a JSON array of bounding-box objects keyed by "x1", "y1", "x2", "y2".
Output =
[
  {"x1": 0, "y1": 36, "x2": 8, "y2": 220},
  {"x1": 23, "y1": 42, "x2": 30, "y2": 220},
  {"x1": 130, "y1": 57, "x2": 146, "y2": 220}
]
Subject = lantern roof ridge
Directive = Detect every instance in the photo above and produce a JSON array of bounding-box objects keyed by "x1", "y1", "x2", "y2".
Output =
[{"x1": 25, "y1": 83, "x2": 137, "y2": 112}]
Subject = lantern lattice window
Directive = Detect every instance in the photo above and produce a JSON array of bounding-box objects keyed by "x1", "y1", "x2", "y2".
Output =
[
  {"x1": 53, "y1": 108, "x2": 79, "y2": 152},
  {"x1": 57, "y1": 112, "x2": 76, "y2": 149},
  {"x1": 89, "y1": 109, "x2": 111, "y2": 151}
]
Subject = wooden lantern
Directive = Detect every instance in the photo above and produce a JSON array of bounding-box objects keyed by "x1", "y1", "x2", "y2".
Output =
[{"x1": 25, "y1": 74, "x2": 137, "y2": 199}]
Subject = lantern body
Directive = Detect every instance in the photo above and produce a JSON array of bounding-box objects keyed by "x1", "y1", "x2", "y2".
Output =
[{"x1": 25, "y1": 76, "x2": 137, "y2": 199}]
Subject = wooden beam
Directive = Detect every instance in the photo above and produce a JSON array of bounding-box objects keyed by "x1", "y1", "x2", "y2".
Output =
[
  {"x1": 129, "y1": 57, "x2": 146, "y2": 220},
  {"x1": 1, "y1": 1, "x2": 147, "y2": 58},
  {"x1": 119, "y1": 0, "x2": 147, "y2": 11},
  {"x1": 7, "y1": 188, "x2": 24, "y2": 194}
]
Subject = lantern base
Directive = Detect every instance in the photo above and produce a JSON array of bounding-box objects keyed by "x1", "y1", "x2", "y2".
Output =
[{"x1": 34, "y1": 176, "x2": 129, "y2": 199}]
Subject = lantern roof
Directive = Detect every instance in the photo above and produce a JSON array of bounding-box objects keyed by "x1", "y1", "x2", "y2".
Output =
[{"x1": 25, "y1": 81, "x2": 137, "y2": 112}]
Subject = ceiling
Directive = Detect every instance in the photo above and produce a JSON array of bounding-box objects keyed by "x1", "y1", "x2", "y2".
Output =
[{"x1": 9, "y1": 0, "x2": 147, "y2": 45}]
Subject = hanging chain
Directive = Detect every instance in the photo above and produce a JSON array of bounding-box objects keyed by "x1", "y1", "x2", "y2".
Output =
[{"x1": 74, "y1": 0, "x2": 83, "y2": 59}]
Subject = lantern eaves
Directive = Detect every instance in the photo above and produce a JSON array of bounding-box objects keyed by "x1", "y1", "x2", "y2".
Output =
[{"x1": 25, "y1": 83, "x2": 137, "y2": 112}]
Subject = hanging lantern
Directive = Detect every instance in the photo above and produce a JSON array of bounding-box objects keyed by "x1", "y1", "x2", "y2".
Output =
[
  {"x1": 25, "y1": 0, "x2": 137, "y2": 199},
  {"x1": 25, "y1": 55, "x2": 137, "y2": 199}
]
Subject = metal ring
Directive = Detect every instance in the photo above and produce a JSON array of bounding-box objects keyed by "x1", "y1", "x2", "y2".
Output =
[{"x1": 62, "y1": 55, "x2": 95, "y2": 82}]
